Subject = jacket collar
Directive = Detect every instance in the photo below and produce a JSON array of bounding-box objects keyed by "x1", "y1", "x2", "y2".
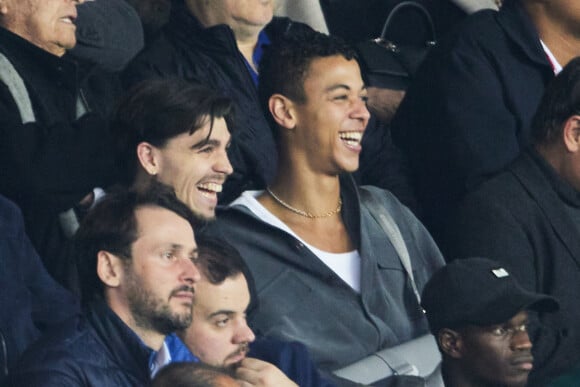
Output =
[
  {"x1": 511, "y1": 149, "x2": 580, "y2": 268},
  {"x1": 497, "y1": 1, "x2": 552, "y2": 69},
  {"x1": 0, "y1": 26, "x2": 80, "y2": 92},
  {"x1": 166, "y1": 1, "x2": 237, "y2": 54},
  {"x1": 86, "y1": 299, "x2": 153, "y2": 382},
  {"x1": 529, "y1": 148, "x2": 580, "y2": 207}
]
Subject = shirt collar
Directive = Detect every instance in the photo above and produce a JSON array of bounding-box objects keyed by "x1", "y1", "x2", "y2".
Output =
[
  {"x1": 149, "y1": 341, "x2": 172, "y2": 378},
  {"x1": 530, "y1": 148, "x2": 580, "y2": 207},
  {"x1": 243, "y1": 29, "x2": 271, "y2": 87}
]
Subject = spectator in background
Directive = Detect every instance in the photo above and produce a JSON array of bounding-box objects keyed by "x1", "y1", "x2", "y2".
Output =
[
  {"x1": 203, "y1": 31, "x2": 444, "y2": 375},
  {"x1": 124, "y1": 0, "x2": 172, "y2": 43},
  {"x1": 391, "y1": 0, "x2": 580, "y2": 244},
  {"x1": 71, "y1": 0, "x2": 145, "y2": 71},
  {"x1": 8, "y1": 186, "x2": 201, "y2": 386},
  {"x1": 152, "y1": 362, "x2": 240, "y2": 387},
  {"x1": 0, "y1": 0, "x2": 120, "y2": 282},
  {"x1": 422, "y1": 258, "x2": 558, "y2": 387},
  {"x1": 444, "y1": 57, "x2": 580, "y2": 385},
  {"x1": 0, "y1": 194, "x2": 79, "y2": 383}
]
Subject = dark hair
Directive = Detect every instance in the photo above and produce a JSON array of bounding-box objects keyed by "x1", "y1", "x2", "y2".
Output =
[
  {"x1": 194, "y1": 236, "x2": 258, "y2": 315},
  {"x1": 74, "y1": 182, "x2": 199, "y2": 305},
  {"x1": 258, "y1": 30, "x2": 359, "y2": 136},
  {"x1": 531, "y1": 57, "x2": 580, "y2": 145},
  {"x1": 152, "y1": 362, "x2": 236, "y2": 387},
  {"x1": 113, "y1": 78, "x2": 234, "y2": 184},
  {"x1": 195, "y1": 236, "x2": 247, "y2": 284}
]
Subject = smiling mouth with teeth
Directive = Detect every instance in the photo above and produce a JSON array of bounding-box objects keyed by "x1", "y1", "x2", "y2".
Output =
[
  {"x1": 339, "y1": 131, "x2": 363, "y2": 146},
  {"x1": 197, "y1": 182, "x2": 223, "y2": 195}
]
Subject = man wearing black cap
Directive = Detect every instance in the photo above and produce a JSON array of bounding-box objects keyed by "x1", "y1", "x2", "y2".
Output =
[
  {"x1": 421, "y1": 257, "x2": 558, "y2": 387},
  {"x1": 445, "y1": 57, "x2": 580, "y2": 384}
]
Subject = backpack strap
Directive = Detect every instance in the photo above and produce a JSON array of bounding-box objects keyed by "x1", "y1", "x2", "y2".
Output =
[{"x1": 359, "y1": 187, "x2": 422, "y2": 306}]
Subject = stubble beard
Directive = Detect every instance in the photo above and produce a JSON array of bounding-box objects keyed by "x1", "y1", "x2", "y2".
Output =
[{"x1": 125, "y1": 268, "x2": 193, "y2": 335}]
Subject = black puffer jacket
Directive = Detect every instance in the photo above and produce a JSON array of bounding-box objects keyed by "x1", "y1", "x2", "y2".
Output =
[
  {"x1": 7, "y1": 300, "x2": 153, "y2": 387},
  {"x1": 0, "y1": 26, "x2": 121, "y2": 281}
]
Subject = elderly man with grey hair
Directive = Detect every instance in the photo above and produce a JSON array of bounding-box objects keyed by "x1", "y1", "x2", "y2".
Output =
[{"x1": 0, "y1": 0, "x2": 120, "y2": 283}]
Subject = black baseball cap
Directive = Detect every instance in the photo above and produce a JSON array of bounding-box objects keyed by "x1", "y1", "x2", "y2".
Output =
[{"x1": 421, "y1": 257, "x2": 559, "y2": 334}]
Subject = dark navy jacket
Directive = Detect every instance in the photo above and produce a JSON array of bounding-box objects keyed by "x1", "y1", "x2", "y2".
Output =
[
  {"x1": 0, "y1": 194, "x2": 79, "y2": 383},
  {"x1": 7, "y1": 300, "x2": 154, "y2": 387},
  {"x1": 391, "y1": 0, "x2": 555, "y2": 243},
  {"x1": 446, "y1": 150, "x2": 580, "y2": 385}
]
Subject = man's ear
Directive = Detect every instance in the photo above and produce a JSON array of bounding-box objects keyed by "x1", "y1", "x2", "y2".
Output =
[
  {"x1": 97, "y1": 251, "x2": 124, "y2": 288},
  {"x1": 562, "y1": 115, "x2": 580, "y2": 153},
  {"x1": 439, "y1": 328, "x2": 464, "y2": 359},
  {"x1": 136, "y1": 141, "x2": 160, "y2": 176},
  {"x1": 268, "y1": 94, "x2": 296, "y2": 130}
]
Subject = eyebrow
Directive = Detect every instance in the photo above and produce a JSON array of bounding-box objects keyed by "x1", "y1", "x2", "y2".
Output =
[
  {"x1": 190, "y1": 136, "x2": 232, "y2": 150},
  {"x1": 324, "y1": 84, "x2": 367, "y2": 93},
  {"x1": 208, "y1": 310, "x2": 236, "y2": 319},
  {"x1": 191, "y1": 138, "x2": 220, "y2": 150}
]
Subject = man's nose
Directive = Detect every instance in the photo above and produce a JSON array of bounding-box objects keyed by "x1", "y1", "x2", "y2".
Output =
[{"x1": 180, "y1": 256, "x2": 201, "y2": 285}]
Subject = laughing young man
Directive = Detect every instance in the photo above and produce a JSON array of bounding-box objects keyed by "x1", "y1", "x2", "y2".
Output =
[
  {"x1": 114, "y1": 78, "x2": 234, "y2": 221},
  {"x1": 203, "y1": 31, "x2": 444, "y2": 376}
]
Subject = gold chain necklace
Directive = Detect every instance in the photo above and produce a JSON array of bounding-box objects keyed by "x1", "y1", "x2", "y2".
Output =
[{"x1": 266, "y1": 187, "x2": 342, "y2": 219}]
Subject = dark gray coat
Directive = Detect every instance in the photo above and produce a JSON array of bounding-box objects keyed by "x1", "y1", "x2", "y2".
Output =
[{"x1": 445, "y1": 150, "x2": 580, "y2": 385}]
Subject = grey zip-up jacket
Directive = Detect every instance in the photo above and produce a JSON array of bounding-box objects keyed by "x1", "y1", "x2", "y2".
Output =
[{"x1": 203, "y1": 175, "x2": 444, "y2": 371}]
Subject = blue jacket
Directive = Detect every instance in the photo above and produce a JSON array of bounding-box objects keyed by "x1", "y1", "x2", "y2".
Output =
[
  {"x1": 0, "y1": 194, "x2": 79, "y2": 382},
  {"x1": 7, "y1": 300, "x2": 154, "y2": 386}
]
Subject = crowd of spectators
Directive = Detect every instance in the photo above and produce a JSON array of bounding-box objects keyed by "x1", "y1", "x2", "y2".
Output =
[{"x1": 1, "y1": 0, "x2": 580, "y2": 386}]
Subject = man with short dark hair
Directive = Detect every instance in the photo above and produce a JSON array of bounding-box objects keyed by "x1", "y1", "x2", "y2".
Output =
[
  {"x1": 422, "y1": 257, "x2": 558, "y2": 387},
  {"x1": 445, "y1": 57, "x2": 580, "y2": 384},
  {"x1": 205, "y1": 30, "x2": 444, "y2": 374},
  {"x1": 113, "y1": 78, "x2": 234, "y2": 221},
  {"x1": 176, "y1": 237, "x2": 337, "y2": 387},
  {"x1": 8, "y1": 185, "x2": 201, "y2": 386}
]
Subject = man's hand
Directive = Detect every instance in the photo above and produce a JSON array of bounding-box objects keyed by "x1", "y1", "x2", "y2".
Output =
[{"x1": 235, "y1": 357, "x2": 298, "y2": 387}]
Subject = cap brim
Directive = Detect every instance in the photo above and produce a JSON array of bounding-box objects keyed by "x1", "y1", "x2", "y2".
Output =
[{"x1": 471, "y1": 289, "x2": 559, "y2": 326}]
